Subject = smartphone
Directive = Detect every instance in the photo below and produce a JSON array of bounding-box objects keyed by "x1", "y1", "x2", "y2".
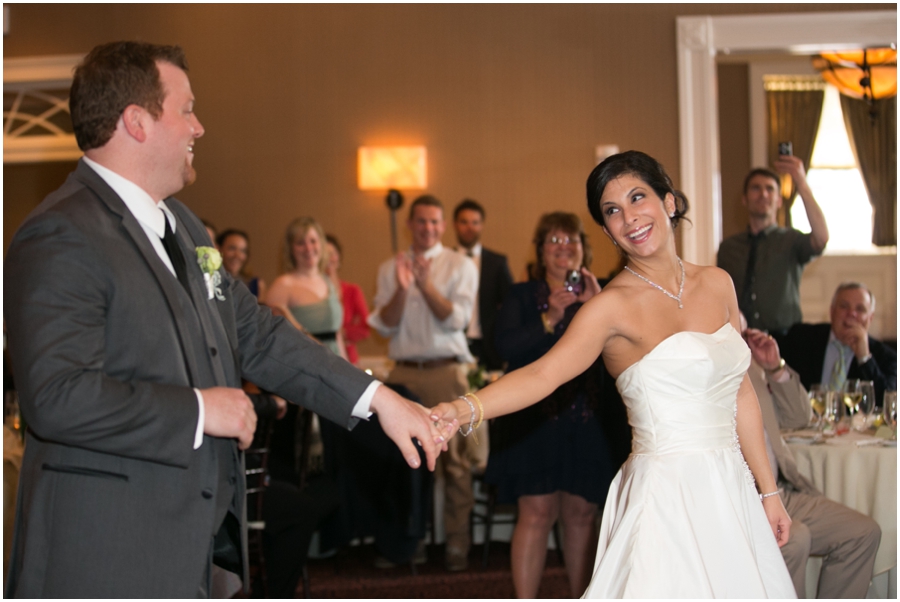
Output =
[
  {"x1": 778, "y1": 141, "x2": 793, "y2": 156},
  {"x1": 565, "y1": 269, "x2": 583, "y2": 295}
]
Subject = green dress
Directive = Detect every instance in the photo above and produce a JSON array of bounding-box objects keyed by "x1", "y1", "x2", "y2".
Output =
[{"x1": 289, "y1": 279, "x2": 343, "y2": 356}]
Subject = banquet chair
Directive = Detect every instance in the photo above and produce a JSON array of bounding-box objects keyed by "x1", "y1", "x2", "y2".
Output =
[{"x1": 245, "y1": 417, "x2": 274, "y2": 598}]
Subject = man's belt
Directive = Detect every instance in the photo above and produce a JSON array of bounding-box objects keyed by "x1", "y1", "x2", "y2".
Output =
[
  {"x1": 312, "y1": 331, "x2": 337, "y2": 341},
  {"x1": 395, "y1": 357, "x2": 458, "y2": 369}
]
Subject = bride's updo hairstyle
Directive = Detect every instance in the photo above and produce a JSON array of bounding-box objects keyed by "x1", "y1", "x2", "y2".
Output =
[{"x1": 586, "y1": 150, "x2": 690, "y2": 230}]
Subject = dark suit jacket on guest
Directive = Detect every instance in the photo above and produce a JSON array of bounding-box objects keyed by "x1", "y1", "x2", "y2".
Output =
[
  {"x1": 475, "y1": 247, "x2": 513, "y2": 371},
  {"x1": 779, "y1": 322, "x2": 897, "y2": 402},
  {"x1": 3, "y1": 160, "x2": 373, "y2": 598}
]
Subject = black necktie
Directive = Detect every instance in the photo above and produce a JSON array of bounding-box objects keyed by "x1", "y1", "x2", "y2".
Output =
[
  {"x1": 739, "y1": 232, "x2": 761, "y2": 322},
  {"x1": 161, "y1": 213, "x2": 192, "y2": 298}
]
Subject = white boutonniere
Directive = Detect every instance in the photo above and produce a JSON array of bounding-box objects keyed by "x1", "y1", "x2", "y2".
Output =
[{"x1": 196, "y1": 246, "x2": 226, "y2": 301}]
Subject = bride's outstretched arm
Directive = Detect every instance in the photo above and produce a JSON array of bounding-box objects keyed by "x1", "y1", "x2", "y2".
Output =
[{"x1": 429, "y1": 294, "x2": 610, "y2": 427}]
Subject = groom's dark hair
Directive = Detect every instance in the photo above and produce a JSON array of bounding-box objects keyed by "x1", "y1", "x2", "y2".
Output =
[{"x1": 70, "y1": 41, "x2": 188, "y2": 151}]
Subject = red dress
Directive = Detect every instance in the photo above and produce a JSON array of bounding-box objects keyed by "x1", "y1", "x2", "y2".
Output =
[{"x1": 339, "y1": 280, "x2": 370, "y2": 365}]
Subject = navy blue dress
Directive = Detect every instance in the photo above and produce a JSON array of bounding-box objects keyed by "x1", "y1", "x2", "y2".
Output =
[{"x1": 484, "y1": 280, "x2": 629, "y2": 505}]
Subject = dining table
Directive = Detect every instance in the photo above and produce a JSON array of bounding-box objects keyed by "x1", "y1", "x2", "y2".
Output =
[{"x1": 786, "y1": 429, "x2": 896, "y2": 598}]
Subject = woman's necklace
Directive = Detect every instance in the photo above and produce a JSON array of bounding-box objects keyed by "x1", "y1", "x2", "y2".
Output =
[{"x1": 623, "y1": 257, "x2": 685, "y2": 309}]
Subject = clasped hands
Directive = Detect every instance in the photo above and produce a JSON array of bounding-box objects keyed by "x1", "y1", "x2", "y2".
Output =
[{"x1": 201, "y1": 384, "x2": 461, "y2": 471}]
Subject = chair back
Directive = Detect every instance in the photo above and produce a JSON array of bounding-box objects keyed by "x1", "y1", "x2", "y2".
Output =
[{"x1": 245, "y1": 417, "x2": 274, "y2": 524}]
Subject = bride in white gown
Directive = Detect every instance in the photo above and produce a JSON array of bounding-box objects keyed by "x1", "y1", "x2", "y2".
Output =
[{"x1": 431, "y1": 151, "x2": 796, "y2": 598}]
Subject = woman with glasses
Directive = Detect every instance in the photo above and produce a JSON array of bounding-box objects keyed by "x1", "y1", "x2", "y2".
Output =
[{"x1": 484, "y1": 212, "x2": 628, "y2": 598}]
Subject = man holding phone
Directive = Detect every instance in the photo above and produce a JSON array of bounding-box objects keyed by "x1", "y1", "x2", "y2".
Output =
[{"x1": 717, "y1": 151, "x2": 829, "y2": 335}]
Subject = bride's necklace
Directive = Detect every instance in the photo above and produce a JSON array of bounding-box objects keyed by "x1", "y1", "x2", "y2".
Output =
[{"x1": 623, "y1": 257, "x2": 685, "y2": 309}]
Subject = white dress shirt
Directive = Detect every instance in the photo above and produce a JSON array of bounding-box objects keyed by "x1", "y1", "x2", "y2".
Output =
[
  {"x1": 369, "y1": 242, "x2": 478, "y2": 362},
  {"x1": 83, "y1": 158, "x2": 378, "y2": 450}
]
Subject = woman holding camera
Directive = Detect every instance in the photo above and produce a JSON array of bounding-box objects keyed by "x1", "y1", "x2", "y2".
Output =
[{"x1": 485, "y1": 212, "x2": 628, "y2": 598}]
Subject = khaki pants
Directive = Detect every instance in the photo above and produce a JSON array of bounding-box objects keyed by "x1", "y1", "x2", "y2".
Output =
[
  {"x1": 387, "y1": 363, "x2": 473, "y2": 554},
  {"x1": 780, "y1": 487, "x2": 881, "y2": 598}
]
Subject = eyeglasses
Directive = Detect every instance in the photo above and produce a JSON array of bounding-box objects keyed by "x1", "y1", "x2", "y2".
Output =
[{"x1": 545, "y1": 235, "x2": 580, "y2": 246}]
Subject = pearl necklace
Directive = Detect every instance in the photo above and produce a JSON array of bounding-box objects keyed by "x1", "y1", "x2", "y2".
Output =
[{"x1": 623, "y1": 257, "x2": 685, "y2": 309}]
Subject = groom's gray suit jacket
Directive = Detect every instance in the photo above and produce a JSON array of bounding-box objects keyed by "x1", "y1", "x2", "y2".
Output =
[{"x1": 4, "y1": 160, "x2": 373, "y2": 597}]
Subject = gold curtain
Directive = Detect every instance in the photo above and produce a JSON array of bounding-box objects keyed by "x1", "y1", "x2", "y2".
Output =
[
  {"x1": 839, "y1": 95, "x2": 897, "y2": 246},
  {"x1": 764, "y1": 76, "x2": 826, "y2": 227}
]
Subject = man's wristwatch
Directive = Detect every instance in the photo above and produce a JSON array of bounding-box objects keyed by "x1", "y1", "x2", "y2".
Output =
[
  {"x1": 857, "y1": 354, "x2": 873, "y2": 365},
  {"x1": 765, "y1": 358, "x2": 786, "y2": 374}
]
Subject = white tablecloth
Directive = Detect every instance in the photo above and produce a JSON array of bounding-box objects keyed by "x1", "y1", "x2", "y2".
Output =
[{"x1": 788, "y1": 433, "x2": 896, "y2": 597}]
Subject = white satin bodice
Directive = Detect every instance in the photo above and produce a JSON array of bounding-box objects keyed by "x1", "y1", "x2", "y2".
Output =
[
  {"x1": 584, "y1": 322, "x2": 795, "y2": 598},
  {"x1": 616, "y1": 323, "x2": 750, "y2": 456}
]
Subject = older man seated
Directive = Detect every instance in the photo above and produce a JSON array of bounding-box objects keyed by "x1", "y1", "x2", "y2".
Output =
[
  {"x1": 743, "y1": 316, "x2": 881, "y2": 598},
  {"x1": 778, "y1": 282, "x2": 897, "y2": 402}
]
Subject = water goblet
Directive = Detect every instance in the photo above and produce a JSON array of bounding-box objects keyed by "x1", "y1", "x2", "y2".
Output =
[
  {"x1": 822, "y1": 390, "x2": 842, "y2": 434},
  {"x1": 858, "y1": 381, "x2": 876, "y2": 430}
]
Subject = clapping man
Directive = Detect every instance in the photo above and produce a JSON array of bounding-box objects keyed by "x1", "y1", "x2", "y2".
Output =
[{"x1": 369, "y1": 195, "x2": 479, "y2": 571}]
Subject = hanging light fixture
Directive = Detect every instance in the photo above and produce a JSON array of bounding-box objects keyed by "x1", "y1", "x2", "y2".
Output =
[{"x1": 812, "y1": 48, "x2": 897, "y2": 103}]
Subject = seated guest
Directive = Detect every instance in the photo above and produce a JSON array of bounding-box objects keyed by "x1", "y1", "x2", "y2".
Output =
[
  {"x1": 216, "y1": 228, "x2": 267, "y2": 301},
  {"x1": 779, "y1": 282, "x2": 896, "y2": 401},
  {"x1": 324, "y1": 234, "x2": 370, "y2": 365},
  {"x1": 743, "y1": 319, "x2": 880, "y2": 598}
]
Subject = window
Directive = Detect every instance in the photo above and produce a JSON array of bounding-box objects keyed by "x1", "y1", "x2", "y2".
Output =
[{"x1": 790, "y1": 85, "x2": 877, "y2": 253}]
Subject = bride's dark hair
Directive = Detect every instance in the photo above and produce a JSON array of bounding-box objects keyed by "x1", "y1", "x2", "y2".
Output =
[{"x1": 586, "y1": 150, "x2": 690, "y2": 230}]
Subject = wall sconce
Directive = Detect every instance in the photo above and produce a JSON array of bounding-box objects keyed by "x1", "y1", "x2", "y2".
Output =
[
  {"x1": 812, "y1": 48, "x2": 897, "y2": 118},
  {"x1": 358, "y1": 146, "x2": 428, "y2": 253}
]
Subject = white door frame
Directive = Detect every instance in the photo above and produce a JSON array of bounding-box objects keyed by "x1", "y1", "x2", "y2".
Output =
[{"x1": 675, "y1": 10, "x2": 897, "y2": 266}]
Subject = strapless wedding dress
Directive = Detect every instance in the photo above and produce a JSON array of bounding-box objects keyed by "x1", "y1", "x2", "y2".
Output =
[{"x1": 582, "y1": 324, "x2": 795, "y2": 599}]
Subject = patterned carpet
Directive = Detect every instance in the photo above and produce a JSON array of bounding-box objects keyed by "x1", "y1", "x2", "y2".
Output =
[{"x1": 303, "y1": 542, "x2": 572, "y2": 598}]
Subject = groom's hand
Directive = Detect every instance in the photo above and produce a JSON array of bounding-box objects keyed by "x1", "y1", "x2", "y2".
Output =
[
  {"x1": 202, "y1": 387, "x2": 257, "y2": 450},
  {"x1": 370, "y1": 385, "x2": 452, "y2": 471}
]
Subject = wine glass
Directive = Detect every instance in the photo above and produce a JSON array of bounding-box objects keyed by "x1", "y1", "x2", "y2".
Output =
[
  {"x1": 884, "y1": 391, "x2": 898, "y2": 440},
  {"x1": 808, "y1": 384, "x2": 827, "y2": 428},
  {"x1": 843, "y1": 380, "x2": 864, "y2": 429}
]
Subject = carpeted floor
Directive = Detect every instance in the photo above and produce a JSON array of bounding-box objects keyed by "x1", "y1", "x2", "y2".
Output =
[{"x1": 302, "y1": 542, "x2": 572, "y2": 598}]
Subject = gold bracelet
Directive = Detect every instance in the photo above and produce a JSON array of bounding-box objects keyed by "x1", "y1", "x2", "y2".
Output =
[
  {"x1": 465, "y1": 392, "x2": 484, "y2": 431},
  {"x1": 540, "y1": 312, "x2": 554, "y2": 334}
]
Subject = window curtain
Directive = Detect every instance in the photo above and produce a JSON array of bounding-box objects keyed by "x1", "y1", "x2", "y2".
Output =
[
  {"x1": 764, "y1": 76, "x2": 826, "y2": 227},
  {"x1": 840, "y1": 95, "x2": 897, "y2": 246}
]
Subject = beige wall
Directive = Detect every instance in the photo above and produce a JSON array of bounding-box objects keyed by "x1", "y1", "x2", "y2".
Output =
[
  {"x1": 717, "y1": 63, "x2": 752, "y2": 241},
  {"x1": 3, "y1": 3, "x2": 884, "y2": 355}
]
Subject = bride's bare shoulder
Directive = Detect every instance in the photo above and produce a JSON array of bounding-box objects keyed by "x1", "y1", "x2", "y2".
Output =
[
  {"x1": 687, "y1": 263, "x2": 735, "y2": 293},
  {"x1": 589, "y1": 272, "x2": 634, "y2": 308},
  {"x1": 580, "y1": 273, "x2": 638, "y2": 333}
]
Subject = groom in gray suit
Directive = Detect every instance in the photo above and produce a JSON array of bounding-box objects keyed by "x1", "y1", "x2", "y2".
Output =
[{"x1": 4, "y1": 41, "x2": 445, "y2": 598}]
